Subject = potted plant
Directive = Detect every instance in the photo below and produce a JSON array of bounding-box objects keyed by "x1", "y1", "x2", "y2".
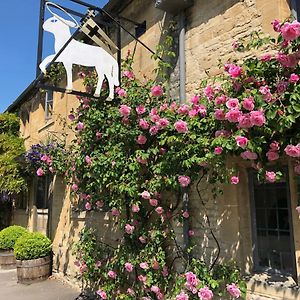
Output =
[
  {"x1": 0, "y1": 225, "x2": 27, "y2": 269},
  {"x1": 14, "y1": 232, "x2": 52, "y2": 284}
]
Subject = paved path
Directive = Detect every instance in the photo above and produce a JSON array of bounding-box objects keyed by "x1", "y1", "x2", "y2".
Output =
[{"x1": 0, "y1": 269, "x2": 80, "y2": 300}]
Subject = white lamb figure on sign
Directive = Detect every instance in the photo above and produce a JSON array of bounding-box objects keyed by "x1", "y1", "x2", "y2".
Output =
[{"x1": 39, "y1": 16, "x2": 119, "y2": 99}]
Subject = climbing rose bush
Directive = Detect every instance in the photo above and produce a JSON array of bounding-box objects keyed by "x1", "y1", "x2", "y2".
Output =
[{"x1": 68, "y1": 18, "x2": 300, "y2": 299}]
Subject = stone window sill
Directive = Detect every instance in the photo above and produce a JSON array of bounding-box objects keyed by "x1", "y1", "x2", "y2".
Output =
[{"x1": 38, "y1": 120, "x2": 54, "y2": 133}]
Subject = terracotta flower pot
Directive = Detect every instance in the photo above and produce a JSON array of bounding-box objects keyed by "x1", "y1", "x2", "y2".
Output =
[
  {"x1": 16, "y1": 256, "x2": 51, "y2": 284},
  {"x1": 0, "y1": 249, "x2": 16, "y2": 269}
]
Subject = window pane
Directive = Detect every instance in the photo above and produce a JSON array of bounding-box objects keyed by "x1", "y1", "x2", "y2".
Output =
[{"x1": 251, "y1": 172, "x2": 294, "y2": 274}]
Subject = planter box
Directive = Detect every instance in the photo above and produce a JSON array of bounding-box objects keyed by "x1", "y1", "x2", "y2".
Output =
[
  {"x1": 0, "y1": 249, "x2": 16, "y2": 269},
  {"x1": 16, "y1": 256, "x2": 51, "y2": 284}
]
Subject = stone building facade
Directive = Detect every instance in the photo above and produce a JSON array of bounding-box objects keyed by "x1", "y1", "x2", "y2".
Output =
[{"x1": 7, "y1": 0, "x2": 300, "y2": 299}]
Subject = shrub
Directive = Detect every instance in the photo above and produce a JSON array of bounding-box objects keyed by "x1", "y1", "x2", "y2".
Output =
[
  {"x1": 14, "y1": 232, "x2": 52, "y2": 260},
  {"x1": 0, "y1": 225, "x2": 28, "y2": 250}
]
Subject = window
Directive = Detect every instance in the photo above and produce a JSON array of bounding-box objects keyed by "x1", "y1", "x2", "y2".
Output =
[
  {"x1": 249, "y1": 170, "x2": 296, "y2": 275},
  {"x1": 35, "y1": 176, "x2": 50, "y2": 209},
  {"x1": 291, "y1": 0, "x2": 300, "y2": 20},
  {"x1": 45, "y1": 91, "x2": 53, "y2": 120}
]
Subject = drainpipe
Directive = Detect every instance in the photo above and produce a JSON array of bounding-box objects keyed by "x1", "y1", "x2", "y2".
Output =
[
  {"x1": 178, "y1": 12, "x2": 190, "y2": 257},
  {"x1": 179, "y1": 11, "x2": 186, "y2": 104}
]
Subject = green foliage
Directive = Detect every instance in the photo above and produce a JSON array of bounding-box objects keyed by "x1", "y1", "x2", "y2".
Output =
[
  {"x1": 14, "y1": 232, "x2": 52, "y2": 260},
  {"x1": 0, "y1": 113, "x2": 20, "y2": 135},
  {"x1": 0, "y1": 225, "x2": 28, "y2": 250},
  {"x1": 0, "y1": 113, "x2": 26, "y2": 194}
]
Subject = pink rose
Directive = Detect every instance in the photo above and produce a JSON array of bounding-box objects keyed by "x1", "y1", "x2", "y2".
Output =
[
  {"x1": 203, "y1": 85, "x2": 214, "y2": 100},
  {"x1": 108, "y1": 270, "x2": 116, "y2": 279},
  {"x1": 240, "y1": 151, "x2": 258, "y2": 160},
  {"x1": 231, "y1": 176, "x2": 239, "y2": 185},
  {"x1": 85, "y1": 202, "x2": 91, "y2": 210},
  {"x1": 149, "y1": 198, "x2": 158, "y2": 206},
  {"x1": 280, "y1": 20, "x2": 300, "y2": 41},
  {"x1": 177, "y1": 104, "x2": 190, "y2": 115},
  {"x1": 226, "y1": 283, "x2": 241, "y2": 298},
  {"x1": 85, "y1": 155, "x2": 92, "y2": 164},
  {"x1": 242, "y1": 97, "x2": 254, "y2": 111},
  {"x1": 96, "y1": 131, "x2": 102, "y2": 139},
  {"x1": 117, "y1": 88, "x2": 127, "y2": 97},
  {"x1": 185, "y1": 272, "x2": 199, "y2": 286},
  {"x1": 111, "y1": 208, "x2": 120, "y2": 216},
  {"x1": 225, "y1": 109, "x2": 242, "y2": 122},
  {"x1": 155, "y1": 206, "x2": 164, "y2": 214},
  {"x1": 36, "y1": 168, "x2": 44, "y2": 177},
  {"x1": 265, "y1": 171, "x2": 276, "y2": 183},
  {"x1": 71, "y1": 183, "x2": 78, "y2": 192},
  {"x1": 137, "y1": 157, "x2": 147, "y2": 164},
  {"x1": 96, "y1": 290, "x2": 107, "y2": 299},
  {"x1": 127, "y1": 288, "x2": 135, "y2": 296},
  {"x1": 214, "y1": 147, "x2": 223, "y2": 155},
  {"x1": 76, "y1": 122, "x2": 84, "y2": 131},
  {"x1": 296, "y1": 206, "x2": 300, "y2": 214},
  {"x1": 160, "y1": 103, "x2": 168, "y2": 112},
  {"x1": 140, "y1": 262, "x2": 149, "y2": 270},
  {"x1": 157, "y1": 118, "x2": 170, "y2": 129},
  {"x1": 174, "y1": 120, "x2": 188, "y2": 133},
  {"x1": 151, "y1": 85, "x2": 163, "y2": 97},
  {"x1": 138, "y1": 274, "x2": 147, "y2": 282},
  {"x1": 151, "y1": 286, "x2": 160, "y2": 294},
  {"x1": 198, "y1": 286, "x2": 213, "y2": 300},
  {"x1": 235, "y1": 136, "x2": 248, "y2": 148},
  {"x1": 226, "y1": 98, "x2": 239, "y2": 109},
  {"x1": 260, "y1": 54, "x2": 272, "y2": 62},
  {"x1": 276, "y1": 81, "x2": 288, "y2": 94},
  {"x1": 276, "y1": 53, "x2": 299, "y2": 68},
  {"x1": 289, "y1": 73, "x2": 299, "y2": 83},
  {"x1": 190, "y1": 95, "x2": 199, "y2": 105},
  {"x1": 178, "y1": 175, "x2": 191, "y2": 187},
  {"x1": 139, "y1": 236, "x2": 147, "y2": 243},
  {"x1": 136, "y1": 105, "x2": 146, "y2": 114},
  {"x1": 214, "y1": 109, "x2": 225, "y2": 120},
  {"x1": 238, "y1": 114, "x2": 252, "y2": 128},
  {"x1": 284, "y1": 145, "x2": 300, "y2": 157},
  {"x1": 225, "y1": 63, "x2": 242, "y2": 78},
  {"x1": 266, "y1": 151, "x2": 279, "y2": 161},
  {"x1": 125, "y1": 262, "x2": 133, "y2": 272},
  {"x1": 132, "y1": 204, "x2": 140, "y2": 213},
  {"x1": 149, "y1": 125, "x2": 159, "y2": 135},
  {"x1": 125, "y1": 224, "x2": 135, "y2": 234},
  {"x1": 250, "y1": 110, "x2": 265, "y2": 127},
  {"x1": 272, "y1": 19, "x2": 281, "y2": 32},
  {"x1": 176, "y1": 292, "x2": 189, "y2": 300},
  {"x1": 137, "y1": 135, "x2": 147, "y2": 145},
  {"x1": 188, "y1": 230, "x2": 195, "y2": 236},
  {"x1": 123, "y1": 70, "x2": 134, "y2": 79},
  {"x1": 139, "y1": 119, "x2": 150, "y2": 129},
  {"x1": 215, "y1": 95, "x2": 227, "y2": 105},
  {"x1": 270, "y1": 141, "x2": 280, "y2": 151},
  {"x1": 141, "y1": 190, "x2": 151, "y2": 199},
  {"x1": 182, "y1": 211, "x2": 189, "y2": 218},
  {"x1": 119, "y1": 104, "x2": 131, "y2": 117}
]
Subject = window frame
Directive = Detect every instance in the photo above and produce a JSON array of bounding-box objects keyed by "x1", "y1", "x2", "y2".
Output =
[
  {"x1": 291, "y1": 0, "x2": 300, "y2": 20},
  {"x1": 248, "y1": 168, "x2": 297, "y2": 278},
  {"x1": 45, "y1": 90, "x2": 54, "y2": 121}
]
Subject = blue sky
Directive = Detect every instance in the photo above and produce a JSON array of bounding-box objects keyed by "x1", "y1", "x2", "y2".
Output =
[{"x1": 0, "y1": 0, "x2": 108, "y2": 112}]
